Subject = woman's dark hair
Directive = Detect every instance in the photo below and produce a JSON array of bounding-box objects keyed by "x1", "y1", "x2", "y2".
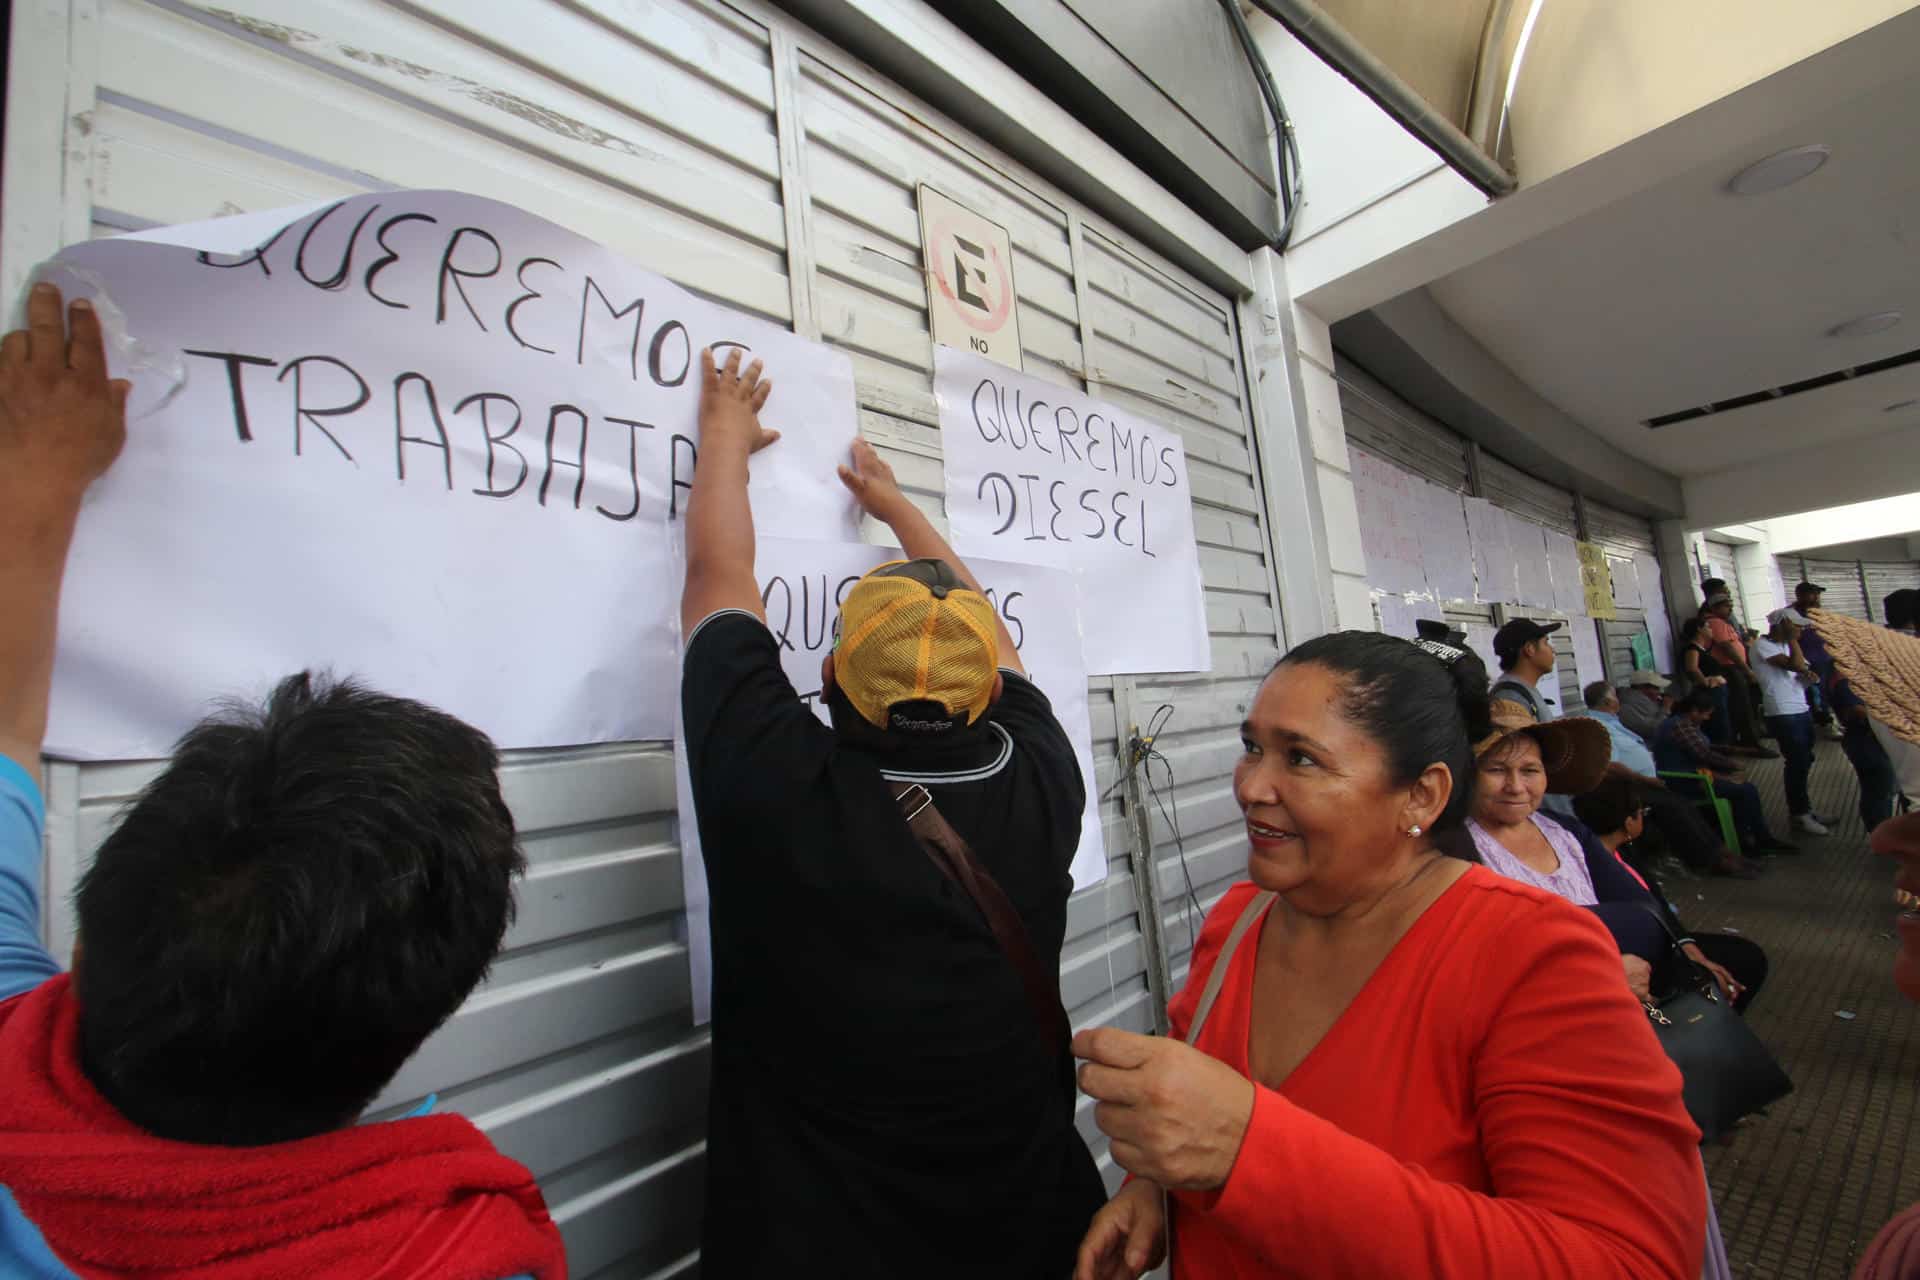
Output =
[
  {"x1": 1680, "y1": 616, "x2": 1709, "y2": 646},
  {"x1": 74, "y1": 672, "x2": 524, "y2": 1147},
  {"x1": 1277, "y1": 631, "x2": 1491, "y2": 857},
  {"x1": 1574, "y1": 775, "x2": 1643, "y2": 836}
]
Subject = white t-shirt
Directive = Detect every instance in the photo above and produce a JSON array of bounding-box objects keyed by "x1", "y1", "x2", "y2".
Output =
[{"x1": 1749, "y1": 636, "x2": 1809, "y2": 716}]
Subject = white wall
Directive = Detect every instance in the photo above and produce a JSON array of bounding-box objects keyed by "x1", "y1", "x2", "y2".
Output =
[
  {"x1": 1763, "y1": 492, "x2": 1920, "y2": 555},
  {"x1": 1682, "y1": 424, "x2": 1920, "y2": 529}
]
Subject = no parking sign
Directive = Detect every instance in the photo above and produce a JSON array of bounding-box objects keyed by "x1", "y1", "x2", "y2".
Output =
[{"x1": 918, "y1": 184, "x2": 1024, "y2": 370}]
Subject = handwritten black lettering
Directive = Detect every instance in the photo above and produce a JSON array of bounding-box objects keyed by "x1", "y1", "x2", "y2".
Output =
[
  {"x1": 1111, "y1": 490, "x2": 1134, "y2": 548},
  {"x1": 669, "y1": 433, "x2": 697, "y2": 518},
  {"x1": 436, "y1": 227, "x2": 503, "y2": 331},
  {"x1": 196, "y1": 222, "x2": 293, "y2": 276},
  {"x1": 978, "y1": 472, "x2": 1017, "y2": 535},
  {"x1": 276, "y1": 355, "x2": 367, "y2": 462},
  {"x1": 1078, "y1": 487, "x2": 1106, "y2": 540},
  {"x1": 455, "y1": 392, "x2": 527, "y2": 498},
  {"x1": 1139, "y1": 493, "x2": 1156, "y2": 557},
  {"x1": 596, "y1": 416, "x2": 652, "y2": 521},
  {"x1": 1006, "y1": 390, "x2": 1031, "y2": 449},
  {"x1": 183, "y1": 350, "x2": 277, "y2": 442},
  {"x1": 1111, "y1": 421, "x2": 1135, "y2": 481},
  {"x1": 1001, "y1": 590, "x2": 1026, "y2": 649},
  {"x1": 970, "y1": 377, "x2": 1004, "y2": 443},
  {"x1": 762, "y1": 575, "x2": 796, "y2": 651},
  {"x1": 540, "y1": 404, "x2": 588, "y2": 508},
  {"x1": 648, "y1": 320, "x2": 690, "y2": 388},
  {"x1": 364, "y1": 212, "x2": 437, "y2": 309},
  {"x1": 578, "y1": 277, "x2": 643, "y2": 381},
  {"x1": 1084, "y1": 412, "x2": 1108, "y2": 473},
  {"x1": 802, "y1": 574, "x2": 832, "y2": 651},
  {"x1": 1024, "y1": 398, "x2": 1053, "y2": 456},
  {"x1": 296, "y1": 200, "x2": 378, "y2": 292},
  {"x1": 393, "y1": 372, "x2": 453, "y2": 488},
  {"x1": 1047, "y1": 480, "x2": 1067, "y2": 541},
  {"x1": 1018, "y1": 473, "x2": 1045, "y2": 541},
  {"x1": 505, "y1": 257, "x2": 562, "y2": 355},
  {"x1": 1054, "y1": 405, "x2": 1083, "y2": 463},
  {"x1": 1159, "y1": 445, "x2": 1178, "y2": 488}
]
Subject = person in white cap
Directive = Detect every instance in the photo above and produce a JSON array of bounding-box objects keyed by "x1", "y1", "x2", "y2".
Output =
[
  {"x1": 1751, "y1": 608, "x2": 1831, "y2": 836},
  {"x1": 1617, "y1": 669, "x2": 1675, "y2": 741}
]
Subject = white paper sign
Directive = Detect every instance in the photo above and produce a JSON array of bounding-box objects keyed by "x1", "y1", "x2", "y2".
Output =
[
  {"x1": 38, "y1": 192, "x2": 860, "y2": 758},
  {"x1": 1375, "y1": 593, "x2": 1419, "y2": 640},
  {"x1": 1607, "y1": 555, "x2": 1643, "y2": 609},
  {"x1": 933, "y1": 346, "x2": 1209, "y2": 675},
  {"x1": 1462, "y1": 624, "x2": 1502, "y2": 684},
  {"x1": 1511, "y1": 514, "x2": 1557, "y2": 610},
  {"x1": 1415, "y1": 482, "x2": 1476, "y2": 603},
  {"x1": 1545, "y1": 528, "x2": 1586, "y2": 616},
  {"x1": 1350, "y1": 449, "x2": 1428, "y2": 598},
  {"x1": 1463, "y1": 496, "x2": 1517, "y2": 605},
  {"x1": 1636, "y1": 552, "x2": 1675, "y2": 672},
  {"x1": 1569, "y1": 614, "x2": 1607, "y2": 693},
  {"x1": 677, "y1": 539, "x2": 1108, "y2": 1022}
]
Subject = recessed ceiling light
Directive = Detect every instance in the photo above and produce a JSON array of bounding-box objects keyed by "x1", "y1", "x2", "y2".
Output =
[
  {"x1": 1887, "y1": 399, "x2": 1919, "y2": 413},
  {"x1": 1828, "y1": 311, "x2": 1903, "y2": 339},
  {"x1": 1726, "y1": 144, "x2": 1831, "y2": 195}
]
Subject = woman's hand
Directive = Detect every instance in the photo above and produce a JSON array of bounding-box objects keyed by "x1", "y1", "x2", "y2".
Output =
[
  {"x1": 697, "y1": 346, "x2": 779, "y2": 454},
  {"x1": 1682, "y1": 943, "x2": 1742, "y2": 1002},
  {"x1": 1707, "y1": 675, "x2": 1728, "y2": 688},
  {"x1": 1624, "y1": 954, "x2": 1653, "y2": 1003},
  {"x1": 836, "y1": 438, "x2": 909, "y2": 523},
  {"x1": 1073, "y1": 1028, "x2": 1255, "y2": 1191},
  {"x1": 1074, "y1": 1179, "x2": 1167, "y2": 1280}
]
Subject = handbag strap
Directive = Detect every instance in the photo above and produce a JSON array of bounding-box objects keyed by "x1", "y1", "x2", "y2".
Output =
[
  {"x1": 1633, "y1": 901, "x2": 1724, "y2": 1010},
  {"x1": 1184, "y1": 890, "x2": 1276, "y2": 1046},
  {"x1": 890, "y1": 781, "x2": 1070, "y2": 1058}
]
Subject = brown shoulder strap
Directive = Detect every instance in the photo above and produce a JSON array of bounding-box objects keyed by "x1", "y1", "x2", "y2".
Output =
[
  {"x1": 1184, "y1": 890, "x2": 1275, "y2": 1046},
  {"x1": 891, "y1": 781, "x2": 1070, "y2": 1059}
]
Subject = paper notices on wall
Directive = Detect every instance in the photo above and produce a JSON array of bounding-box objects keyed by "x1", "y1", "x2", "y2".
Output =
[
  {"x1": 1545, "y1": 529, "x2": 1586, "y2": 617},
  {"x1": 1608, "y1": 555, "x2": 1643, "y2": 609},
  {"x1": 1636, "y1": 552, "x2": 1676, "y2": 671},
  {"x1": 1462, "y1": 496, "x2": 1517, "y2": 605},
  {"x1": 1415, "y1": 483, "x2": 1476, "y2": 603},
  {"x1": 932, "y1": 346, "x2": 1209, "y2": 675},
  {"x1": 1349, "y1": 449, "x2": 1428, "y2": 598},
  {"x1": 1569, "y1": 614, "x2": 1608, "y2": 693},
  {"x1": 36, "y1": 191, "x2": 861, "y2": 759},
  {"x1": 677, "y1": 538, "x2": 1109, "y2": 1022},
  {"x1": 1511, "y1": 514, "x2": 1556, "y2": 610}
]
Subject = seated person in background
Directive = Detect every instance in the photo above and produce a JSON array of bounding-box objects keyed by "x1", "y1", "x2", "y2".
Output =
[
  {"x1": 1574, "y1": 778, "x2": 1765, "y2": 1013},
  {"x1": 678, "y1": 350, "x2": 1103, "y2": 1276},
  {"x1": 1652, "y1": 689, "x2": 1797, "y2": 856},
  {"x1": 1451, "y1": 701, "x2": 1668, "y2": 996},
  {"x1": 1618, "y1": 669, "x2": 1678, "y2": 741},
  {"x1": 0, "y1": 286, "x2": 563, "y2": 1278},
  {"x1": 1575, "y1": 681, "x2": 1756, "y2": 878}
]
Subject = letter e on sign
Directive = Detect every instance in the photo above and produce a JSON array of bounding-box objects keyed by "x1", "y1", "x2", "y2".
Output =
[{"x1": 918, "y1": 185, "x2": 1023, "y2": 371}]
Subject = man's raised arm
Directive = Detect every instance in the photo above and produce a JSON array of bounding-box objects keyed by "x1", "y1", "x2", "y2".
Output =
[{"x1": 679, "y1": 347, "x2": 779, "y2": 638}]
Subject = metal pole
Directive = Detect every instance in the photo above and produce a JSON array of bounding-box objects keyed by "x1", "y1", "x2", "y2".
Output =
[
  {"x1": 1112, "y1": 679, "x2": 1173, "y2": 1035},
  {"x1": 1248, "y1": 0, "x2": 1518, "y2": 197}
]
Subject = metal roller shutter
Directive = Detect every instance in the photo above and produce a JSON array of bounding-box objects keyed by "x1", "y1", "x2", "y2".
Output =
[
  {"x1": 1480, "y1": 454, "x2": 1578, "y2": 536},
  {"x1": 1585, "y1": 499, "x2": 1662, "y2": 683},
  {"x1": 1801, "y1": 558, "x2": 1870, "y2": 620},
  {"x1": 1504, "y1": 607, "x2": 1584, "y2": 718},
  {"x1": 1330, "y1": 358, "x2": 1472, "y2": 492},
  {"x1": 1864, "y1": 561, "x2": 1920, "y2": 621},
  {"x1": 13, "y1": 0, "x2": 1293, "y2": 1261}
]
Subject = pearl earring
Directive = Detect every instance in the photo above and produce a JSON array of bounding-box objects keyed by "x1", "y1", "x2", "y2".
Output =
[{"x1": 1407, "y1": 824, "x2": 1423, "y2": 837}]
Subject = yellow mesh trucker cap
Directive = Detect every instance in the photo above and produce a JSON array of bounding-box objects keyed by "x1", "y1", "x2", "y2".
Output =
[{"x1": 835, "y1": 559, "x2": 999, "y2": 731}]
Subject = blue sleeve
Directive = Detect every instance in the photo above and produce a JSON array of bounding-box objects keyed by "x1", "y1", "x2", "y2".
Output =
[{"x1": 0, "y1": 757, "x2": 61, "y2": 1002}]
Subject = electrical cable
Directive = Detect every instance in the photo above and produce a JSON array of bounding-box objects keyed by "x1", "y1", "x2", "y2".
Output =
[
  {"x1": 1134, "y1": 704, "x2": 1207, "y2": 954},
  {"x1": 1220, "y1": 0, "x2": 1306, "y2": 251}
]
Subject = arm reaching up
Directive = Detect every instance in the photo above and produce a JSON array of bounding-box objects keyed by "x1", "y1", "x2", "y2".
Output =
[
  {"x1": 838, "y1": 439, "x2": 1024, "y2": 674},
  {"x1": 0, "y1": 284, "x2": 130, "y2": 772},
  {"x1": 680, "y1": 347, "x2": 778, "y2": 637}
]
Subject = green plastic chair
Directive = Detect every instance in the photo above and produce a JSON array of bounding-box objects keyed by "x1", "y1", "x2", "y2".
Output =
[{"x1": 1659, "y1": 770, "x2": 1741, "y2": 855}]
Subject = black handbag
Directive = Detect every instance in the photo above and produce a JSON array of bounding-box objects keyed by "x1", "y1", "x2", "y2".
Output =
[{"x1": 1637, "y1": 906, "x2": 1792, "y2": 1142}]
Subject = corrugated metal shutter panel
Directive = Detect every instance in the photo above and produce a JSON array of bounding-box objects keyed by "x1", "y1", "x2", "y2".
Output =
[
  {"x1": 24, "y1": 3, "x2": 1290, "y2": 1260},
  {"x1": 1800, "y1": 558, "x2": 1869, "y2": 620},
  {"x1": 1329, "y1": 358, "x2": 1472, "y2": 492},
  {"x1": 1584, "y1": 499, "x2": 1657, "y2": 560},
  {"x1": 1480, "y1": 453, "x2": 1578, "y2": 535},
  {"x1": 1864, "y1": 561, "x2": 1920, "y2": 621}
]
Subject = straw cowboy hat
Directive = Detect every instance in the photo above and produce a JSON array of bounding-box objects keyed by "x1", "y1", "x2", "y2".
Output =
[
  {"x1": 1471, "y1": 698, "x2": 1612, "y2": 795},
  {"x1": 1812, "y1": 608, "x2": 1920, "y2": 747}
]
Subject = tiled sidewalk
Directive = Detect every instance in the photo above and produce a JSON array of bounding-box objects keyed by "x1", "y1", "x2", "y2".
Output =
[{"x1": 1690, "y1": 744, "x2": 1917, "y2": 1278}]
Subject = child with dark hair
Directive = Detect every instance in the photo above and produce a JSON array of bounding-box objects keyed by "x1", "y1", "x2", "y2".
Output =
[{"x1": 0, "y1": 287, "x2": 561, "y2": 1279}]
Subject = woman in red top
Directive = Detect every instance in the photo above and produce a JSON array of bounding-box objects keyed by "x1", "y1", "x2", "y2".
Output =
[{"x1": 1073, "y1": 630, "x2": 1704, "y2": 1279}]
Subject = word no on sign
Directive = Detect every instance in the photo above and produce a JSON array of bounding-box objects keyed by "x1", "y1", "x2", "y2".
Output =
[{"x1": 918, "y1": 185, "x2": 1023, "y2": 371}]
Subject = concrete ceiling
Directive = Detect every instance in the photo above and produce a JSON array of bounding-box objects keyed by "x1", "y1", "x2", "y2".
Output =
[{"x1": 1422, "y1": 28, "x2": 1920, "y2": 480}]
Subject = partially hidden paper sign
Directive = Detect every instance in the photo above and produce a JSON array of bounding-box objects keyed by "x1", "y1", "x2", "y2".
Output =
[
  {"x1": 932, "y1": 345, "x2": 1210, "y2": 676},
  {"x1": 676, "y1": 539, "x2": 1109, "y2": 1022},
  {"x1": 1577, "y1": 540, "x2": 1618, "y2": 620},
  {"x1": 38, "y1": 191, "x2": 861, "y2": 759}
]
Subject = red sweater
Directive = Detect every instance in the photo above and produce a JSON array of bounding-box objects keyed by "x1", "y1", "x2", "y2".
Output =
[{"x1": 1166, "y1": 867, "x2": 1704, "y2": 1279}]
